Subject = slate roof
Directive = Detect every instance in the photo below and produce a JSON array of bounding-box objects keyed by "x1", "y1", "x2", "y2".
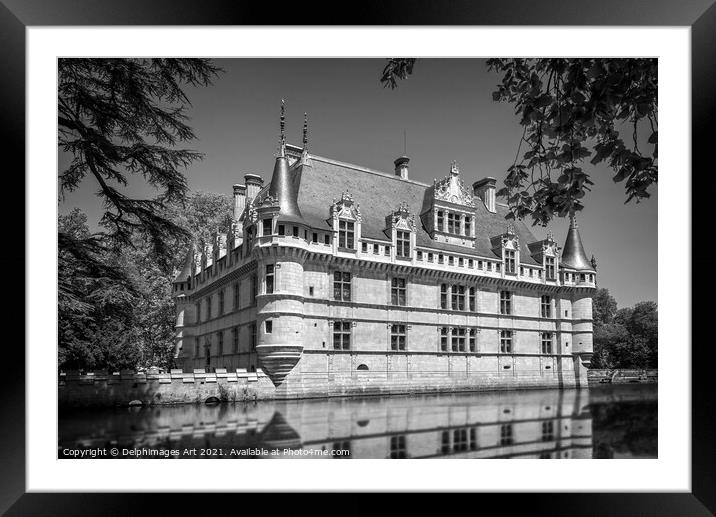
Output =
[{"x1": 288, "y1": 153, "x2": 543, "y2": 265}]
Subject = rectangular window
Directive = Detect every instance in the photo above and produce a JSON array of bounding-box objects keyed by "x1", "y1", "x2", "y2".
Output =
[
  {"x1": 500, "y1": 290, "x2": 512, "y2": 315},
  {"x1": 293, "y1": 226, "x2": 299, "y2": 237},
  {"x1": 438, "y1": 254, "x2": 444, "y2": 264},
  {"x1": 250, "y1": 322, "x2": 257, "y2": 350},
  {"x1": 459, "y1": 257, "x2": 464, "y2": 267},
  {"x1": 478, "y1": 260, "x2": 483, "y2": 269},
  {"x1": 396, "y1": 230, "x2": 410, "y2": 258},
  {"x1": 505, "y1": 249, "x2": 516, "y2": 274},
  {"x1": 362, "y1": 242, "x2": 368, "y2": 253},
  {"x1": 312, "y1": 232, "x2": 318, "y2": 243},
  {"x1": 448, "y1": 256, "x2": 454, "y2": 266},
  {"x1": 263, "y1": 218, "x2": 272, "y2": 236},
  {"x1": 465, "y1": 216, "x2": 472, "y2": 235},
  {"x1": 324, "y1": 234, "x2": 330, "y2": 245},
  {"x1": 265, "y1": 320, "x2": 273, "y2": 334},
  {"x1": 468, "y1": 259, "x2": 473, "y2": 268},
  {"x1": 440, "y1": 327, "x2": 449, "y2": 352},
  {"x1": 541, "y1": 295, "x2": 552, "y2": 318},
  {"x1": 500, "y1": 424, "x2": 514, "y2": 446},
  {"x1": 333, "y1": 321, "x2": 351, "y2": 350},
  {"x1": 469, "y1": 287, "x2": 476, "y2": 312},
  {"x1": 232, "y1": 327, "x2": 239, "y2": 353},
  {"x1": 541, "y1": 332, "x2": 553, "y2": 354},
  {"x1": 437, "y1": 210, "x2": 444, "y2": 231},
  {"x1": 451, "y1": 327, "x2": 466, "y2": 352},
  {"x1": 389, "y1": 435, "x2": 407, "y2": 459},
  {"x1": 417, "y1": 250, "x2": 423, "y2": 260},
  {"x1": 218, "y1": 289, "x2": 225, "y2": 315},
  {"x1": 391, "y1": 324, "x2": 406, "y2": 351},
  {"x1": 496, "y1": 263, "x2": 501, "y2": 272},
  {"x1": 542, "y1": 420, "x2": 555, "y2": 441},
  {"x1": 447, "y1": 212, "x2": 457, "y2": 234},
  {"x1": 338, "y1": 220, "x2": 355, "y2": 249},
  {"x1": 265, "y1": 264, "x2": 274, "y2": 294},
  {"x1": 428, "y1": 253, "x2": 434, "y2": 262},
  {"x1": 373, "y1": 244, "x2": 379, "y2": 254},
  {"x1": 469, "y1": 329, "x2": 477, "y2": 352},
  {"x1": 333, "y1": 271, "x2": 351, "y2": 301},
  {"x1": 195, "y1": 302, "x2": 201, "y2": 323},
  {"x1": 440, "y1": 284, "x2": 448, "y2": 309},
  {"x1": 217, "y1": 331, "x2": 223, "y2": 356},
  {"x1": 391, "y1": 277, "x2": 407, "y2": 306},
  {"x1": 500, "y1": 330, "x2": 513, "y2": 353},
  {"x1": 384, "y1": 245, "x2": 390, "y2": 256},
  {"x1": 545, "y1": 257, "x2": 556, "y2": 280},
  {"x1": 233, "y1": 281, "x2": 240, "y2": 310},
  {"x1": 278, "y1": 224, "x2": 285, "y2": 236},
  {"x1": 451, "y1": 285, "x2": 465, "y2": 311},
  {"x1": 206, "y1": 296, "x2": 212, "y2": 320}
]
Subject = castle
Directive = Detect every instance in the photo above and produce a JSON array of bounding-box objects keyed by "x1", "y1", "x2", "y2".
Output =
[{"x1": 171, "y1": 105, "x2": 596, "y2": 399}]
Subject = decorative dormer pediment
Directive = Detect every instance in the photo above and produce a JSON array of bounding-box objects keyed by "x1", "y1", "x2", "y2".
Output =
[
  {"x1": 491, "y1": 223, "x2": 520, "y2": 251},
  {"x1": 527, "y1": 230, "x2": 560, "y2": 262},
  {"x1": 330, "y1": 191, "x2": 362, "y2": 222},
  {"x1": 433, "y1": 161, "x2": 475, "y2": 208},
  {"x1": 386, "y1": 201, "x2": 416, "y2": 232}
]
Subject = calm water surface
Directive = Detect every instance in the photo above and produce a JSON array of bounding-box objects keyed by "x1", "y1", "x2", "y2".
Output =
[{"x1": 58, "y1": 384, "x2": 656, "y2": 459}]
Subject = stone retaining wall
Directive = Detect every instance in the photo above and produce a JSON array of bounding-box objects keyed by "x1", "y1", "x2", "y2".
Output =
[{"x1": 59, "y1": 368, "x2": 276, "y2": 408}]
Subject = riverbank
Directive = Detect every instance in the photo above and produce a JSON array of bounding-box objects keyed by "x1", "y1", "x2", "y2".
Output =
[
  {"x1": 58, "y1": 368, "x2": 657, "y2": 408},
  {"x1": 587, "y1": 369, "x2": 658, "y2": 386}
]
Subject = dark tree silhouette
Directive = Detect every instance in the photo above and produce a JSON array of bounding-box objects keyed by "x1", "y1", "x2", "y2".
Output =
[{"x1": 58, "y1": 58, "x2": 221, "y2": 266}]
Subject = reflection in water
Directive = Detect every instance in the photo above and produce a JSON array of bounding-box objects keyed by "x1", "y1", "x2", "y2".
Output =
[{"x1": 58, "y1": 384, "x2": 656, "y2": 459}]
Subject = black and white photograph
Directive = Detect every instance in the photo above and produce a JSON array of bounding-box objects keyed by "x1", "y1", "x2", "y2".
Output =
[{"x1": 56, "y1": 57, "x2": 658, "y2": 461}]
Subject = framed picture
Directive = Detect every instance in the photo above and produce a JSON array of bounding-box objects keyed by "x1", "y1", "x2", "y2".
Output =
[{"x1": 4, "y1": 0, "x2": 710, "y2": 513}]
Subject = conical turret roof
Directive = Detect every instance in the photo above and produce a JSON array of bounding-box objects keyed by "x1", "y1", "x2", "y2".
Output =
[
  {"x1": 173, "y1": 246, "x2": 194, "y2": 283},
  {"x1": 560, "y1": 215, "x2": 594, "y2": 271},
  {"x1": 267, "y1": 152, "x2": 304, "y2": 223}
]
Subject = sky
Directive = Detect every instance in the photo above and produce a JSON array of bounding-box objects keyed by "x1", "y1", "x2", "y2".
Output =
[{"x1": 59, "y1": 58, "x2": 657, "y2": 308}]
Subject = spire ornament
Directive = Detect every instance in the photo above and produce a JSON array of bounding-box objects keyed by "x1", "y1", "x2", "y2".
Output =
[
  {"x1": 278, "y1": 98, "x2": 286, "y2": 157},
  {"x1": 302, "y1": 112, "x2": 309, "y2": 152}
]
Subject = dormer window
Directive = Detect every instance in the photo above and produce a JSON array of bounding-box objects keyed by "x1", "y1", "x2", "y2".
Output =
[
  {"x1": 437, "y1": 210, "x2": 444, "y2": 229},
  {"x1": 331, "y1": 191, "x2": 362, "y2": 251},
  {"x1": 447, "y1": 213, "x2": 458, "y2": 234},
  {"x1": 545, "y1": 257, "x2": 556, "y2": 280},
  {"x1": 505, "y1": 250, "x2": 516, "y2": 274},
  {"x1": 262, "y1": 218, "x2": 272, "y2": 236},
  {"x1": 396, "y1": 230, "x2": 410, "y2": 258},
  {"x1": 339, "y1": 220, "x2": 355, "y2": 249},
  {"x1": 465, "y1": 216, "x2": 472, "y2": 236}
]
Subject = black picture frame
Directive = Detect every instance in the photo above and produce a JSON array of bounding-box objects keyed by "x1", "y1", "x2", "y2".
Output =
[{"x1": 3, "y1": 0, "x2": 710, "y2": 514}]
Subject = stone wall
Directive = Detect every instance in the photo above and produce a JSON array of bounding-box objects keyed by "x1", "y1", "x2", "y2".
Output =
[{"x1": 59, "y1": 369, "x2": 276, "y2": 408}]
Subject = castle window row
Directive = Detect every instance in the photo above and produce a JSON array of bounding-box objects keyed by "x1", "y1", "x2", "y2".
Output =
[
  {"x1": 194, "y1": 274, "x2": 257, "y2": 323},
  {"x1": 195, "y1": 322, "x2": 257, "y2": 358},
  {"x1": 436, "y1": 209, "x2": 472, "y2": 237}
]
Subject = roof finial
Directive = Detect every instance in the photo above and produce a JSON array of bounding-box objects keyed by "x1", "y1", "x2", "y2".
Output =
[
  {"x1": 569, "y1": 210, "x2": 578, "y2": 229},
  {"x1": 302, "y1": 112, "x2": 309, "y2": 152},
  {"x1": 279, "y1": 98, "x2": 286, "y2": 157}
]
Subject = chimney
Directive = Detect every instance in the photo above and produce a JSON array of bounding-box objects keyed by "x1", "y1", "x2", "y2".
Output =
[
  {"x1": 233, "y1": 184, "x2": 246, "y2": 220},
  {"x1": 473, "y1": 177, "x2": 497, "y2": 213},
  {"x1": 394, "y1": 156, "x2": 410, "y2": 179},
  {"x1": 244, "y1": 174, "x2": 263, "y2": 205}
]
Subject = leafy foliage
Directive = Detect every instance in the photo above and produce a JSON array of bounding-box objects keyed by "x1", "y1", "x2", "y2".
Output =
[
  {"x1": 591, "y1": 289, "x2": 657, "y2": 369},
  {"x1": 380, "y1": 58, "x2": 657, "y2": 226},
  {"x1": 58, "y1": 58, "x2": 221, "y2": 268},
  {"x1": 58, "y1": 197, "x2": 233, "y2": 372}
]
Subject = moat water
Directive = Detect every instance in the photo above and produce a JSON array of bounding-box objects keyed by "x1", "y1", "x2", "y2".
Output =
[{"x1": 58, "y1": 384, "x2": 657, "y2": 459}]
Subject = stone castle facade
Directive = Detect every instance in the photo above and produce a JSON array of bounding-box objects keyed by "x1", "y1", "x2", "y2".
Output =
[{"x1": 172, "y1": 108, "x2": 596, "y2": 399}]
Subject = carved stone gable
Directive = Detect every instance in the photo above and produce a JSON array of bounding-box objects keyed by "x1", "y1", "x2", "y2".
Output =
[
  {"x1": 433, "y1": 161, "x2": 475, "y2": 208},
  {"x1": 330, "y1": 191, "x2": 361, "y2": 222},
  {"x1": 386, "y1": 201, "x2": 416, "y2": 231}
]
